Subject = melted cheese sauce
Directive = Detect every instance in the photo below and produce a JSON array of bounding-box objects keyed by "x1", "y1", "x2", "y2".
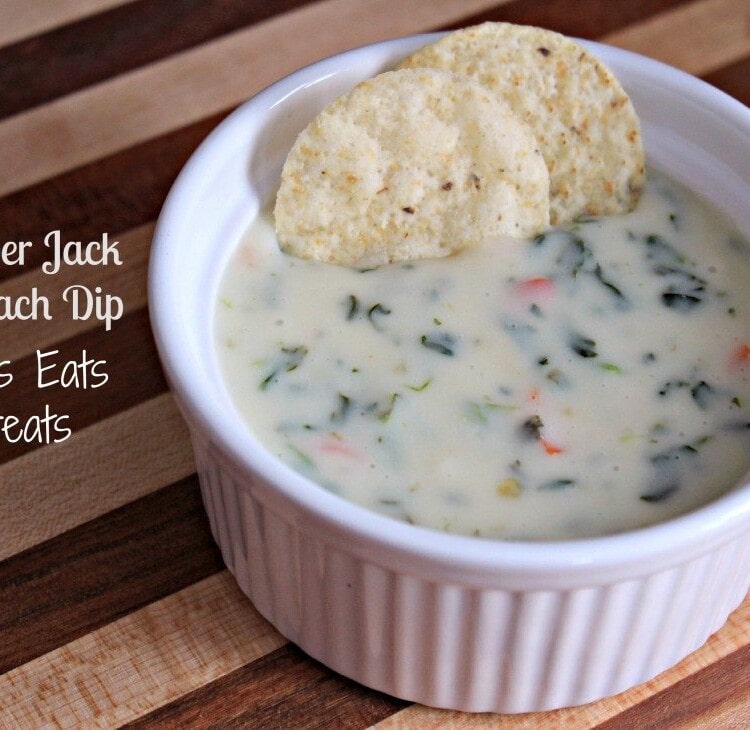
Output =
[{"x1": 215, "y1": 171, "x2": 750, "y2": 540}]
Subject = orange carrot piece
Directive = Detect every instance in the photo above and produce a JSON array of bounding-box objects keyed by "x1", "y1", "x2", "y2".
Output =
[
  {"x1": 540, "y1": 437, "x2": 564, "y2": 455},
  {"x1": 319, "y1": 439, "x2": 361, "y2": 459},
  {"x1": 517, "y1": 277, "x2": 555, "y2": 295},
  {"x1": 731, "y1": 343, "x2": 750, "y2": 367}
]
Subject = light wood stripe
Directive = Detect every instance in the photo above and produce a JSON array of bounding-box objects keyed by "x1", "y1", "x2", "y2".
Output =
[
  {"x1": 376, "y1": 596, "x2": 750, "y2": 727},
  {"x1": 594, "y1": 644, "x2": 750, "y2": 729},
  {"x1": 0, "y1": 0, "x2": 503, "y2": 198},
  {"x1": 0, "y1": 0, "x2": 133, "y2": 47},
  {"x1": 0, "y1": 572, "x2": 285, "y2": 728},
  {"x1": 125, "y1": 642, "x2": 407, "y2": 727},
  {"x1": 667, "y1": 696, "x2": 750, "y2": 730},
  {"x1": 0, "y1": 475, "x2": 222, "y2": 676},
  {"x1": 0, "y1": 223, "x2": 151, "y2": 362},
  {"x1": 0, "y1": 393, "x2": 193, "y2": 561},
  {"x1": 604, "y1": 0, "x2": 750, "y2": 76}
]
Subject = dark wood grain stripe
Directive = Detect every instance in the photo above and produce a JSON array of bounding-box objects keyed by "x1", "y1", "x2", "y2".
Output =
[
  {"x1": 0, "y1": 0, "x2": 318, "y2": 120},
  {"x1": 0, "y1": 111, "x2": 227, "y2": 282},
  {"x1": 594, "y1": 642, "x2": 750, "y2": 728},
  {"x1": 124, "y1": 643, "x2": 409, "y2": 729},
  {"x1": 703, "y1": 55, "x2": 750, "y2": 107},
  {"x1": 0, "y1": 306, "x2": 166, "y2": 463},
  {"x1": 0, "y1": 474, "x2": 222, "y2": 674},
  {"x1": 441, "y1": 0, "x2": 692, "y2": 37}
]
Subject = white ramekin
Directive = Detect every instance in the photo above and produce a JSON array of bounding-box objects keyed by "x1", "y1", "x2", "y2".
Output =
[{"x1": 149, "y1": 34, "x2": 750, "y2": 713}]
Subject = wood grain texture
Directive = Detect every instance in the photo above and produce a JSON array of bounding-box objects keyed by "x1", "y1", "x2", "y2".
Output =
[
  {"x1": 444, "y1": 0, "x2": 691, "y2": 38},
  {"x1": 0, "y1": 223, "x2": 151, "y2": 359},
  {"x1": 594, "y1": 643, "x2": 750, "y2": 729},
  {"x1": 605, "y1": 0, "x2": 750, "y2": 76},
  {"x1": 0, "y1": 0, "x2": 504, "y2": 197},
  {"x1": 0, "y1": 475, "x2": 222, "y2": 674},
  {"x1": 125, "y1": 644, "x2": 409, "y2": 729},
  {"x1": 0, "y1": 393, "x2": 194, "y2": 560},
  {"x1": 2, "y1": 0, "x2": 750, "y2": 727},
  {"x1": 0, "y1": 118, "x2": 225, "y2": 282},
  {"x1": 0, "y1": 573, "x2": 284, "y2": 728},
  {"x1": 0, "y1": 0, "x2": 319, "y2": 119},
  {"x1": 0, "y1": 0, "x2": 129, "y2": 46},
  {"x1": 704, "y1": 55, "x2": 750, "y2": 107},
  {"x1": 0, "y1": 308, "x2": 166, "y2": 463}
]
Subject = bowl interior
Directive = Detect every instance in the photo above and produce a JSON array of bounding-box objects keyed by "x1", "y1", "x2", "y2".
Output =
[{"x1": 150, "y1": 36, "x2": 750, "y2": 580}]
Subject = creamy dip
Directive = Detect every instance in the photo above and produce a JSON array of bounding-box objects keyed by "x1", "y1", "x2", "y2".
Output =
[{"x1": 215, "y1": 170, "x2": 750, "y2": 540}]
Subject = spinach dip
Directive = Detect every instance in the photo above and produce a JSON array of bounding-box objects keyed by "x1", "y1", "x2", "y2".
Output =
[{"x1": 215, "y1": 171, "x2": 750, "y2": 540}]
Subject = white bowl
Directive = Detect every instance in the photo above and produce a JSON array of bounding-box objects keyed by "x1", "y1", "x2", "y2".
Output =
[{"x1": 149, "y1": 34, "x2": 750, "y2": 713}]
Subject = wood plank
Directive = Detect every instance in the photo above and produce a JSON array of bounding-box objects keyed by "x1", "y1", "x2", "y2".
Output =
[
  {"x1": 445, "y1": 0, "x2": 691, "y2": 38},
  {"x1": 125, "y1": 644, "x2": 408, "y2": 729},
  {"x1": 0, "y1": 223, "x2": 151, "y2": 360},
  {"x1": 0, "y1": 0, "x2": 504, "y2": 198},
  {"x1": 0, "y1": 393, "x2": 194, "y2": 560},
  {"x1": 0, "y1": 307, "x2": 167, "y2": 463},
  {"x1": 704, "y1": 55, "x2": 750, "y2": 107},
  {"x1": 604, "y1": 0, "x2": 750, "y2": 76},
  {"x1": 0, "y1": 0, "x2": 130, "y2": 47},
  {"x1": 0, "y1": 572, "x2": 285, "y2": 728},
  {"x1": 0, "y1": 475, "x2": 223, "y2": 674},
  {"x1": 376, "y1": 594, "x2": 750, "y2": 727},
  {"x1": 0, "y1": 0, "x2": 318, "y2": 120},
  {"x1": 0, "y1": 115, "x2": 225, "y2": 281},
  {"x1": 0, "y1": 2, "x2": 748, "y2": 727},
  {"x1": 0, "y1": 0, "x2": 694, "y2": 120},
  {"x1": 594, "y1": 644, "x2": 750, "y2": 729}
]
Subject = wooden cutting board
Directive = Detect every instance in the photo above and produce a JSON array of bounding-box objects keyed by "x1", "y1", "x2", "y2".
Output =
[{"x1": 1, "y1": 0, "x2": 749, "y2": 726}]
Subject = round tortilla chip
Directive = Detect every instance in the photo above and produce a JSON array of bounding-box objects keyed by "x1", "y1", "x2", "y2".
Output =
[
  {"x1": 399, "y1": 22, "x2": 645, "y2": 224},
  {"x1": 274, "y1": 68, "x2": 549, "y2": 267}
]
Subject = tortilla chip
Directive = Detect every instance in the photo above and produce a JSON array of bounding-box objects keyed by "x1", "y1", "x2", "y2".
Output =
[
  {"x1": 274, "y1": 68, "x2": 549, "y2": 267},
  {"x1": 399, "y1": 22, "x2": 645, "y2": 224}
]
